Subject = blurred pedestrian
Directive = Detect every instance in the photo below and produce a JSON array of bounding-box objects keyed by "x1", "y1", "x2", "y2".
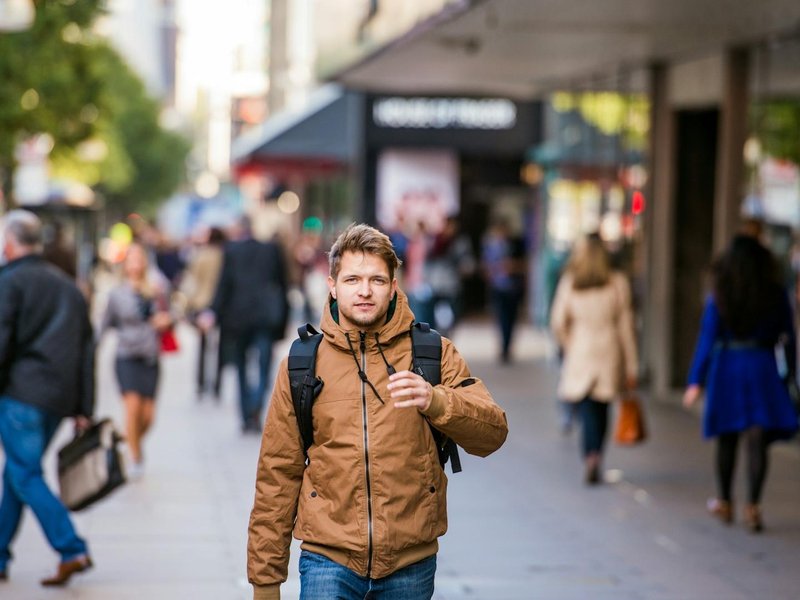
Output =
[
  {"x1": 683, "y1": 234, "x2": 798, "y2": 532},
  {"x1": 404, "y1": 220, "x2": 434, "y2": 325},
  {"x1": 293, "y1": 223, "x2": 328, "y2": 324},
  {"x1": 154, "y1": 232, "x2": 185, "y2": 290},
  {"x1": 550, "y1": 234, "x2": 638, "y2": 484},
  {"x1": 42, "y1": 220, "x2": 77, "y2": 279},
  {"x1": 180, "y1": 227, "x2": 226, "y2": 400},
  {"x1": 200, "y1": 217, "x2": 289, "y2": 433},
  {"x1": 247, "y1": 223, "x2": 508, "y2": 600},
  {"x1": 426, "y1": 215, "x2": 475, "y2": 336},
  {"x1": 0, "y1": 210, "x2": 94, "y2": 586},
  {"x1": 481, "y1": 220, "x2": 525, "y2": 364},
  {"x1": 99, "y1": 243, "x2": 172, "y2": 478}
]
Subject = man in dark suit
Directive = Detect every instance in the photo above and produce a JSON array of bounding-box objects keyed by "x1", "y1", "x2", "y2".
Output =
[
  {"x1": 201, "y1": 217, "x2": 289, "y2": 433},
  {"x1": 0, "y1": 210, "x2": 94, "y2": 586}
]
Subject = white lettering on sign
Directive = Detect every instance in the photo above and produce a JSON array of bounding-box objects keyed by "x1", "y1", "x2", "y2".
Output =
[{"x1": 373, "y1": 97, "x2": 517, "y2": 130}]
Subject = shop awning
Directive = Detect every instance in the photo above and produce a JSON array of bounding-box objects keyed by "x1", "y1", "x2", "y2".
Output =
[
  {"x1": 231, "y1": 84, "x2": 359, "y2": 169},
  {"x1": 329, "y1": 0, "x2": 800, "y2": 98}
]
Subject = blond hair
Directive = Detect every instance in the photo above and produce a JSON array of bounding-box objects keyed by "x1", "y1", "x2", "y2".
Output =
[
  {"x1": 567, "y1": 235, "x2": 611, "y2": 290},
  {"x1": 124, "y1": 242, "x2": 157, "y2": 297},
  {"x1": 329, "y1": 223, "x2": 401, "y2": 280}
]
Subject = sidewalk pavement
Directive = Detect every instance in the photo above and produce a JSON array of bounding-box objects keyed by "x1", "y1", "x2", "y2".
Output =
[{"x1": 3, "y1": 319, "x2": 800, "y2": 599}]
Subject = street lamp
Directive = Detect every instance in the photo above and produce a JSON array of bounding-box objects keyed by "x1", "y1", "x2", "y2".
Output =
[{"x1": 0, "y1": 0, "x2": 34, "y2": 32}]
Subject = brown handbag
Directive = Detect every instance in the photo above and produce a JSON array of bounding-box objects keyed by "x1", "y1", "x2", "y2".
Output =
[{"x1": 614, "y1": 395, "x2": 647, "y2": 445}]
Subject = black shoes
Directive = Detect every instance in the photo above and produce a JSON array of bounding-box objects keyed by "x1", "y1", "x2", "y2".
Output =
[{"x1": 584, "y1": 453, "x2": 602, "y2": 485}]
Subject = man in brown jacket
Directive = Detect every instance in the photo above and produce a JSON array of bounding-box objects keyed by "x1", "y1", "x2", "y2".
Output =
[{"x1": 248, "y1": 224, "x2": 508, "y2": 600}]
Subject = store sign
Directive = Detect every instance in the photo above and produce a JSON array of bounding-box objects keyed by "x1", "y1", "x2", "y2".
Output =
[{"x1": 373, "y1": 97, "x2": 517, "y2": 130}]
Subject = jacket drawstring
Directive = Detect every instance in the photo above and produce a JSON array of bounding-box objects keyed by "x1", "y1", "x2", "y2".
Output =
[
  {"x1": 374, "y1": 333, "x2": 396, "y2": 375},
  {"x1": 346, "y1": 333, "x2": 385, "y2": 404}
]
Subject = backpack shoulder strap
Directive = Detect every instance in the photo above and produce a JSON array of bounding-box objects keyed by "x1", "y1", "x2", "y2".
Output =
[
  {"x1": 410, "y1": 321, "x2": 441, "y2": 385},
  {"x1": 288, "y1": 324, "x2": 324, "y2": 459},
  {"x1": 410, "y1": 322, "x2": 462, "y2": 473}
]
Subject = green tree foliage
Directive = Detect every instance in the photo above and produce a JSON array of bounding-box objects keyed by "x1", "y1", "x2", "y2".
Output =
[
  {"x1": 0, "y1": 0, "x2": 189, "y2": 214},
  {"x1": 756, "y1": 101, "x2": 800, "y2": 164},
  {"x1": 0, "y1": 0, "x2": 105, "y2": 197},
  {"x1": 52, "y1": 43, "x2": 191, "y2": 215}
]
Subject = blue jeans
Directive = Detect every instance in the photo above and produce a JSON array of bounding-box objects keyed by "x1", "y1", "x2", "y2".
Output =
[
  {"x1": 579, "y1": 397, "x2": 609, "y2": 457},
  {"x1": 299, "y1": 551, "x2": 436, "y2": 600},
  {"x1": 232, "y1": 329, "x2": 274, "y2": 427},
  {"x1": 490, "y1": 288, "x2": 522, "y2": 361},
  {"x1": 0, "y1": 397, "x2": 88, "y2": 570}
]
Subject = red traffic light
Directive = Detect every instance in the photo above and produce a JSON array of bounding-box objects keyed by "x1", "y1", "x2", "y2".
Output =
[{"x1": 631, "y1": 191, "x2": 645, "y2": 215}]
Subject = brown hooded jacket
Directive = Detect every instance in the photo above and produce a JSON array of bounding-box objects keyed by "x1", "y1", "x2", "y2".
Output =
[{"x1": 248, "y1": 290, "x2": 508, "y2": 598}]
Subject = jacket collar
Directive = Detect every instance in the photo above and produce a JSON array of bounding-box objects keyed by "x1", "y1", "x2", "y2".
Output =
[
  {"x1": 320, "y1": 289, "x2": 415, "y2": 351},
  {"x1": 2, "y1": 253, "x2": 43, "y2": 273}
]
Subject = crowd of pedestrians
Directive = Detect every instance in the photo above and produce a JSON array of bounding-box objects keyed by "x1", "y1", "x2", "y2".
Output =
[{"x1": 0, "y1": 205, "x2": 799, "y2": 596}]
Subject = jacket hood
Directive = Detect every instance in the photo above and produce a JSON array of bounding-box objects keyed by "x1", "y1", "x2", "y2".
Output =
[{"x1": 320, "y1": 288, "x2": 416, "y2": 351}]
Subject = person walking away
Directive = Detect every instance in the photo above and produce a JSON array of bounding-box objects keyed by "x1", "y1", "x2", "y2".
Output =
[
  {"x1": 247, "y1": 223, "x2": 508, "y2": 600},
  {"x1": 550, "y1": 234, "x2": 638, "y2": 484},
  {"x1": 0, "y1": 210, "x2": 94, "y2": 586},
  {"x1": 201, "y1": 217, "x2": 289, "y2": 433},
  {"x1": 180, "y1": 227, "x2": 226, "y2": 400},
  {"x1": 481, "y1": 220, "x2": 525, "y2": 364},
  {"x1": 99, "y1": 243, "x2": 172, "y2": 478},
  {"x1": 404, "y1": 220, "x2": 434, "y2": 326},
  {"x1": 42, "y1": 220, "x2": 77, "y2": 279},
  {"x1": 426, "y1": 216, "x2": 475, "y2": 336},
  {"x1": 293, "y1": 224, "x2": 328, "y2": 324},
  {"x1": 683, "y1": 234, "x2": 798, "y2": 532}
]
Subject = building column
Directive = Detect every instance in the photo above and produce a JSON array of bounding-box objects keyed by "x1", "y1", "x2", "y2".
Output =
[
  {"x1": 268, "y1": 0, "x2": 289, "y2": 115},
  {"x1": 713, "y1": 47, "x2": 750, "y2": 253},
  {"x1": 644, "y1": 63, "x2": 676, "y2": 401}
]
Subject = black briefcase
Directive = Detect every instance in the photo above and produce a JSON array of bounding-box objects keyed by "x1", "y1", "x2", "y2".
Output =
[{"x1": 58, "y1": 419, "x2": 126, "y2": 511}]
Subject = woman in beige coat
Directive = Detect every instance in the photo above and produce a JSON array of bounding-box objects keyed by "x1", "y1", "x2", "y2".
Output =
[{"x1": 550, "y1": 235, "x2": 638, "y2": 484}]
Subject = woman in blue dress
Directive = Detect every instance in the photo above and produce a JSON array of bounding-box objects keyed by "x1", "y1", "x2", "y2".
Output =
[{"x1": 684, "y1": 234, "x2": 798, "y2": 532}]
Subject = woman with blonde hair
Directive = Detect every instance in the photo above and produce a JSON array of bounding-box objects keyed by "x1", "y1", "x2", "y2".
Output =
[
  {"x1": 550, "y1": 234, "x2": 638, "y2": 484},
  {"x1": 100, "y1": 243, "x2": 172, "y2": 477}
]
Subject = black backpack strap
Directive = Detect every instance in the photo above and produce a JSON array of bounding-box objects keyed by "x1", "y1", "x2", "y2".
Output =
[
  {"x1": 410, "y1": 322, "x2": 462, "y2": 473},
  {"x1": 288, "y1": 324, "x2": 324, "y2": 460}
]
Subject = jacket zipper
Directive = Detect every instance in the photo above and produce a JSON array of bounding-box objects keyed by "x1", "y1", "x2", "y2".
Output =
[{"x1": 360, "y1": 331, "x2": 374, "y2": 577}]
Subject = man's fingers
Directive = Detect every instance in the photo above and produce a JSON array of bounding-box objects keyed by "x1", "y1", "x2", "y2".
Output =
[
  {"x1": 389, "y1": 386, "x2": 421, "y2": 398},
  {"x1": 394, "y1": 399, "x2": 426, "y2": 409},
  {"x1": 388, "y1": 370, "x2": 433, "y2": 411},
  {"x1": 387, "y1": 370, "x2": 422, "y2": 386}
]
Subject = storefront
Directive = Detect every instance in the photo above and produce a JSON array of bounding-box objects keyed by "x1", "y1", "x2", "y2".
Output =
[
  {"x1": 233, "y1": 89, "x2": 541, "y2": 313},
  {"x1": 231, "y1": 85, "x2": 362, "y2": 244},
  {"x1": 324, "y1": 0, "x2": 800, "y2": 403},
  {"x1": 361, "y1": 93, "x2": 541, "y2": 312},
  {"x1": 528, "y1": 87, "x2": 650, "y2": 325}
]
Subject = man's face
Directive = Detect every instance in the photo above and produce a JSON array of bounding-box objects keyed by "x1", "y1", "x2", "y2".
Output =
[{"x1": 328, "y1": 250, "x2": 397, "y2": 331}]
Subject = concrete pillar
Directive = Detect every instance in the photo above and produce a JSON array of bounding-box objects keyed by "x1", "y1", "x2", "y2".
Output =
[
  {"x1": 644, "y1": 63, "x2": 676, "y2": 401},
  {"x1": 713, "y1": 47, "x2": 750, "y2": 254},
  {"x1": 268, "y1": 0, "x2": 289, "y2": 115}
]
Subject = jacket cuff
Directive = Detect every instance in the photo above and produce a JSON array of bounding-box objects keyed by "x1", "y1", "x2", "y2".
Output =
[
  {"x1": 422, "y1": 386, "x2": 447, "y2": 420},
  {"x1": 253, "y1": 583, "x2": 280, "y2": 600}
]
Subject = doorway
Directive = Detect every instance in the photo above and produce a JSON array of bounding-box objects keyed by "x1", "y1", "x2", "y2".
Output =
[{"x1": 670, "y1": 109, "x2": 718, "y2": 386}]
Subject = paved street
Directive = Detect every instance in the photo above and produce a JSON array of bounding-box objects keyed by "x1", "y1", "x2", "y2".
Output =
[{"x1": 4, "y1": 320, "x2": 800, "y2": 599}]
